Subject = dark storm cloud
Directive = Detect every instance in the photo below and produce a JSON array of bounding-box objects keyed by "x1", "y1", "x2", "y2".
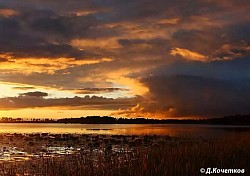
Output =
[
  {"x1": 94, "y1": 0, "x2": 224, "y2": 22},
  {"x1": 0, "y1": 5, "x2": 106, "y2": 60},
  {"x1": 23, "y1": 9, "x2": 100, "y2": 39},
  {"x1": 153, "y1": 58, "x2": 250, "y2": 82},
  {"x1": 116, "y1": 58, "x2": 250, "y2": 118},
  {"x1": 1, "y1": 0, "x2": 250, "y2": 117},
  {"x1": 1, "y1": 0, "x2": 249, "y2": 60},
  {"x1": 140, "y1": 75, "x2": 250, "y2": 117},
  {"x1": 0, "y1": 12, "x2": 99, "y2": 59}
]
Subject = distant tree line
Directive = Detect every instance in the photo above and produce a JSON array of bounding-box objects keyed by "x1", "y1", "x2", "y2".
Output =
[
  {"x1": 1, "y1": 114, "x2": 250, "y2": 125},
  {"x1": 57, "y1": 115, "x2": 250, "y2": 126},
  {"x1": 0, "y1": 117, "x2": 55, "y2": 123}
]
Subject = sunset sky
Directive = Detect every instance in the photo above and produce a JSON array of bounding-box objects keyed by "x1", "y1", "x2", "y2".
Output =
[{"x1": 0, "y1": 0, "x2": 250, "y2": 119}]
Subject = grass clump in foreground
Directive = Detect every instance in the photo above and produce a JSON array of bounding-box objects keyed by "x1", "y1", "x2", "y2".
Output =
[{"x1": 0, "y1": 133, "x2": 249, "y2": 176}]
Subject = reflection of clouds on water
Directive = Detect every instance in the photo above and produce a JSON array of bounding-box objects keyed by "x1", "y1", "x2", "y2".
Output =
[
  {"x1": 0, "y1": 147, "x2": 30, "y2": 162},
  {"x1": 0, "y1": 133, "x2": 175, "y2": 163},
  {"x1": 45, "y1": 146, "x2": 79, "y2": 155},
  {"x1": 0, "y1": 146, "x2": 81, "y2": 162},
  {"x1": 0, "y1": 124, "x2": 249, "y2": 137}
]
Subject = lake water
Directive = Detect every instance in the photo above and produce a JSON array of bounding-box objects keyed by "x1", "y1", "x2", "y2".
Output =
[{"x1": 0, "y1": 123, "x2": 249, "y2": 137}]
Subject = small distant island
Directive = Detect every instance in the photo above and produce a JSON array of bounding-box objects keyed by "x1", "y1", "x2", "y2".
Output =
[{"x1": 0, "y1": 114, "x2": 250, "y2": 126}]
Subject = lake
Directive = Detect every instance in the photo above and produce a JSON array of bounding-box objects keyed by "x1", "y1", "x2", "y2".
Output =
[{"x1": 0, "y1": 123, "x2": 249, "y2": 137}]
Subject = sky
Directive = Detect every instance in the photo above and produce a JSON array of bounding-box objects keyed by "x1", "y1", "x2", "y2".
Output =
[{"x1": 0, "y1": 0, "x2": 250, "y2": 119}]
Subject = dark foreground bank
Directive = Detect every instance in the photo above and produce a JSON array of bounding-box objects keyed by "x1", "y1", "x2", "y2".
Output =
[{"x1": 0, "y1": 132, "x2": 249, "y2": 176}]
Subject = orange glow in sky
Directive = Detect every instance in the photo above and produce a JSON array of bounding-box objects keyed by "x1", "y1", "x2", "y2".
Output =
[{"x1": 1, "y1": 0, "x2": 250, "y2": 118}]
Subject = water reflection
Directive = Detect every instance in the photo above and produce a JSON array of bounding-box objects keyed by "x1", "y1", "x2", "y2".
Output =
[
  {"x1": 0, "y1": 147, "x2": 30, "y2": 162},
  {"x1": 0, "y1": 123, "x2": 249, "y2": 137}
]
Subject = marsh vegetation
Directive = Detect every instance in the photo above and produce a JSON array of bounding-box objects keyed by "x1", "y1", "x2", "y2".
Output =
[{"x1": 0, "y1": 132, "x2": 249, "y2": 176}]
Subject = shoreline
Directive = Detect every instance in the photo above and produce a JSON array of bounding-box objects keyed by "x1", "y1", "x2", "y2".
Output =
[{"x1": 0, "y1": 122, "x2": 250, "y2": 127}]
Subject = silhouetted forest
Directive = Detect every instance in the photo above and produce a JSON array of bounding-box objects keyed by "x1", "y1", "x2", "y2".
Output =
[
  {"x1": 57, "y1": 114, "x2": 250, "y2": 125},
  {"x1": 1, "y1": 114, "x2": 250, "y2": 125}
]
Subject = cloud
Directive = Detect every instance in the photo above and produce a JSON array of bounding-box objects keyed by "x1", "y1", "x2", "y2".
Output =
[
  {"x1": 114, "y1": 75, "x2": 250, "y2": 118},
  {"x1": 12, "y1": 86, "x2": 35, "y2": 90},
  {"x1": 211, "y1": 43, "x2": 250, "y2": 60},
  {"x1": 74, "y1": 88, "x2": 129, "y2": 94},
  {"x1": 0, "y1": 57, "x2": 9, "y2": 63},
  {"x1": 19, "y1": 91, "x2": 48, "y2": 97},
  {"x1": 0, "y1": 0, "x2": 250, "y2": 118},
  {"x1": 0, "y1": 94, "x2": 136, "y2": 110},
  {"x1": 143, "y1": 75, "x2": 250, "y2": 117},
  {"x1": 169, "y1": 46, "x2": 250, "y2": 62},
  {"x1": 170, "y1": 48, "x2": 207, "y2": 62},
  {"x1": 113, "y1": 53, "x2": 250, "y2": 118},
  {"x1": 0, "y1": 53, "x2": 113, "y2": 74},
  {"x1": 0, "y1": 8, "x2": 18, "y2": 17}
]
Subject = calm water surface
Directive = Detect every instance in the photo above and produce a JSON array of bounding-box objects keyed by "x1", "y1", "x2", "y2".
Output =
[{"x1": 0, "y1": 123, "x2": 249, "y2": 137}]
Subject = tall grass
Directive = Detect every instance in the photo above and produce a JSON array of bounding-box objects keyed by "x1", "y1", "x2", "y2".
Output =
[{"x1": 0, "y1": 133, "x2": 249, "y2": 176}]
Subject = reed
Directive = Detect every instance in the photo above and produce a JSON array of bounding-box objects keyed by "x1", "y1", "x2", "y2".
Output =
[{"x1": 0, "y1": 133, "x2": 249, "y2": 176}]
